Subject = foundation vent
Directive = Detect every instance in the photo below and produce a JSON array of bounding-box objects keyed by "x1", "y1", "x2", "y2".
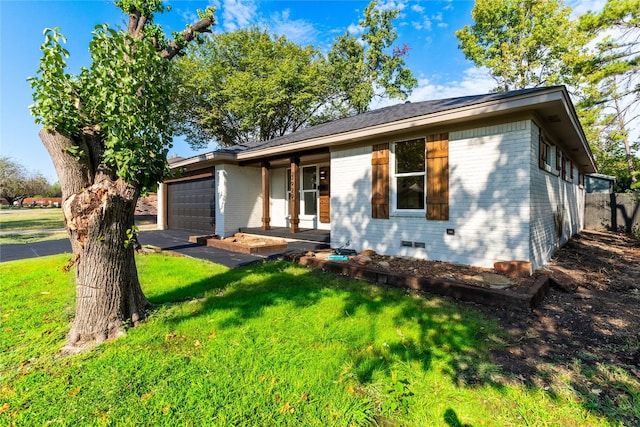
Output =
[{"x1": 401, "y1": 241, "x2": 425, "y2": 248}]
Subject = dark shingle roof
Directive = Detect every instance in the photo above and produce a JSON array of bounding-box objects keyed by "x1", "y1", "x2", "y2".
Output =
[{"x1": 218, "y1": 86, "x2": 557, "y2": 155}]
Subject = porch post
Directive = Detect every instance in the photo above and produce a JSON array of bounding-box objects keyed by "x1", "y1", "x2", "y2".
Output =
[
  {"x1": 290, "y1": 157, "x2": 300, "y2": 233},
  {"x1": 261, "y1": 161, "x2": 271, "y2": 230}
]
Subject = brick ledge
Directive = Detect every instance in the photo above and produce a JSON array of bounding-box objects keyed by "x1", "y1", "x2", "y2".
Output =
[{"x1": 295, "y1": 256, "x2": 549, "y2": 312}]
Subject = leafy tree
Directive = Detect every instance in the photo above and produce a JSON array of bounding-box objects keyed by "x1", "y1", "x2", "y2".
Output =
[
  {"x1": 175, "y1": 0, "x2": 416, "y2": 148},
  {"x1": 25, "y1": 174, "x2": 54, "y2": 199},
  {"x1": 28, "y1": 0, "x2": 215, "y2": 351},
  {"x1": 576, "y1": 0, "x2": 640, "y2": 190},
  {"x1": 0, "y1": 156, "x2": 56, "y2": 205},
  {"x1": 455, "y1": 0, "x2": 583, "y2": 91},
  {"x1": 174, "y1": 27, "x2": 329, "y2": 147},
  {"x1": 49, "y1": 181, "x2": 63, "y2": 197},
  {"x1": 328, "y1": 0, "x2": 417, "y2": 114},
  {"x1": 0, "y1": 156, "x2": 28, "y2": 206}
]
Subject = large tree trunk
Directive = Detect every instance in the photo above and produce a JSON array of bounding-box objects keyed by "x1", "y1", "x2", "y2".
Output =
[{"x1": 40, "y1": 129, "x2": 150, "y2": 352}]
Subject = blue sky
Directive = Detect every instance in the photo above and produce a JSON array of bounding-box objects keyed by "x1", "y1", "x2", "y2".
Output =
[{"x1": 0, "y1": 0, "x2": 603, "y2": 182}]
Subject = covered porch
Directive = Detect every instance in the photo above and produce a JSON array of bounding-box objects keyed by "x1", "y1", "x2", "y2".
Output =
[
  {"x1": 239, "y1": 226, "x2": 330, "y2": 244},
  {"x1": 242, "y1": 148, "x2": 331, "y2": 234}
]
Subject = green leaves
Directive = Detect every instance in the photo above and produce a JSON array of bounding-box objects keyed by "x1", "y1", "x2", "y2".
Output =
[
  {"x1": 174, "y1": 27, "x2": 330, "y2": 147},
  {"x1": 28, "y1": 28, "x2": 82, "y2": 138},
  {"x1": 29, "y1": 3, "x2": 214, "y2": 193},
  {"x1": 173, "y1": 0, "x2": 416, "y2": 148},
  {"x1": 575, "y1": 0, "x2": 640, "y2": 191},
  {"x1": 328, "y1": 0, "x2": 417, "y2": 114},
  {"x1": 454, "y1": 0, "x2": 582, "y2": 91},
  {"x1": 78, "y1": 24, "x2": 174, "y2": 189}
]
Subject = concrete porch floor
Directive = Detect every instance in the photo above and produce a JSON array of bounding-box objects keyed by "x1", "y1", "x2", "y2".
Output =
[{"x1": 238, "y1": 227, "x2": 330, "y2": 244}]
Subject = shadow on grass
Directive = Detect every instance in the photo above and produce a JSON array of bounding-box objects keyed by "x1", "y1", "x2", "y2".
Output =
[
  {"x1": 150, "y1": 261, "x2": 506, "y2": 387},
  {"x1": 148, "y1": 259, "x2": 638, "y2": 425}
]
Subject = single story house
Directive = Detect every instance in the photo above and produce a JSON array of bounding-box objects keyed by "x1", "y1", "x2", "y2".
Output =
[{"x1": 158, "y1": 86, "x2": 596, "y2": 271}]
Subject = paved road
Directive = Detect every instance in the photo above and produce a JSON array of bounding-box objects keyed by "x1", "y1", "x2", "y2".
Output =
[{"x1": 0, "y1": 229, "x2": 329, "y2": 268}]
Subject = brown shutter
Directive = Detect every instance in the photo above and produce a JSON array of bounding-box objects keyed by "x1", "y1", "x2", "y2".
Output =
[
  {"x1": 426, "y1": 133, "x2": 449, "y2": 221},
  {"x1": 556, "y1": 147, "x2": 562, "y2": 171},
  {"x1": 570, "y1": 161, "x2": 574, "y2": 180},
  {"x1": 319, "y1": 166, "x2": 330, "y2": 223},
  {"x1": 539, "y1": 135, "x2": 546, "y2": 169},
  {"x1": 371, "y1": 143, "x2": 389, "y2": 219}
]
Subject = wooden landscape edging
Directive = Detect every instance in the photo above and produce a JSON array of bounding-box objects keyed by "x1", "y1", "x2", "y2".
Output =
[{"x1": 296, "y1": 256, "x2": 550, "y2": 312}]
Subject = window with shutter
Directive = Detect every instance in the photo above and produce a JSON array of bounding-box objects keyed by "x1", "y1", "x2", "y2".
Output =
[
  {"x1": 371, "y1": 143, "x2": 389, "y2": 219},
  {"x1": 374, "y1": 134, "x2": 449, "y2": 220}
]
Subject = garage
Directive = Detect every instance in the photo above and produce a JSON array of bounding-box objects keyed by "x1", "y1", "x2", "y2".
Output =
[{"x1": 166, "y1": 175, "x2": 216, "y2": 233}]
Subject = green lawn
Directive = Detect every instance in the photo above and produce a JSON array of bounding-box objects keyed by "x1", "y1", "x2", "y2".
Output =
[
  {"x1": 0, "y1": 254, "x2": 617, "y2": 426},
  {"x1": 0, "y1": 208, "x2": 156, "y2": 244},
  {"x1": 0, "y1": 208, "x2": 64, "y2": 232}
]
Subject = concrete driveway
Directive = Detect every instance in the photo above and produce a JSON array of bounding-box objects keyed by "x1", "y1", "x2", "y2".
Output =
[{"x1": 0, "y1": 229, "x2": 329, "y2": 268}]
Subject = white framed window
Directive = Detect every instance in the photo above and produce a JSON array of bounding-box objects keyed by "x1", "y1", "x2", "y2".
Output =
[{"x1": 391, "y1": 138, "x2": 425, "y2": 212}]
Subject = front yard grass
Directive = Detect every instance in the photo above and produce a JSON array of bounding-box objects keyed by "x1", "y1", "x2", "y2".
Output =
[
  {"x1": 0, "y1": 208, "x2": 64, "y2": 232},
  {"x1": 0, "y1": 254, "x2": 619, "y2": 426},
  {"x1": 0, "y1": 208, "x2": 155, "y2": 244}
]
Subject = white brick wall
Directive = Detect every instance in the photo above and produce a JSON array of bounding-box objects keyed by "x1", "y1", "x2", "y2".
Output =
[
  {"x1": 331, "y1": 121, "x2": 533, "y2": 268},
  {"x1": 215, "y1": 164, "x2": 262, "y2": 237},
  {"x1": 529, "y1": 124, "x2": 585, "y2": 269}
]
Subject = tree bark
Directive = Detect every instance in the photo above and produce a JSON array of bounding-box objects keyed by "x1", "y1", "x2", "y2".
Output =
[
  {"x1": 40, "y1": 128, "x2": 149, "y2": 352},
  {"x1": 33, "y1": 10, "x2": 215, "y2": 352}
]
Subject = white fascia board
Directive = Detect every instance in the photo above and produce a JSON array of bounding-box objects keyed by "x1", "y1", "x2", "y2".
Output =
[
  {"x1": 170, "y1": 151, "x2": 236, "y2": 169},
  {"x1": 559, "y1": 90, "x2": 597, "y2": 172},
  {"x1": 236, "y1": 89, "x2": 567, "y2": 161}
]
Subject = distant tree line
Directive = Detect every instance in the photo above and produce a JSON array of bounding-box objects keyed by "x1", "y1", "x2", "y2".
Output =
[{"x1": 0, "y1": 156, "x2": 62, "y2": 206}]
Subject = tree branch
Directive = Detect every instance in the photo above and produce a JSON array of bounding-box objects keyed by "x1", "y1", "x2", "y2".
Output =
[
  {"x1": 161, "y1": 17, "x2": 214, "y2": 60},
  {"x1": 39, "y1": 128, "x2": 93, "y2": 201},
  {"x1": 135, "y1": 15, "x2": 148, "y2": 39},
  {"x1": 128, "y1": 10, "x2": 141, "y2": 35}
]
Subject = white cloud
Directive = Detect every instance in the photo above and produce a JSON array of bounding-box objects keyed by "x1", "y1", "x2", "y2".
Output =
[
  {"x1": 347, "y1": 23, "x2": 364, "y2": 35},
  {"x1": 220, "y1": 0, "x2": 258, "y2": 31},
  {"x1": 412, "y1": 18, "x2": 431, "y2": 31},
  {"x1": 566, "y1": 0, "x2": 606, "y2": 18},
  {"x1": 411, "y1": 4, "x2": 424, "y2": 13},
  {"x1": 408, "y1": 68, "x2": 496, "y2": 102},
  {"x1": 369, "y1": 67, "x2": 496, "y2": 110},
  {"x1": 268, "y1": 10, "x2": 319, "y2": 45},
  {"x1": 411, "y1": 11, "x2": 449, "y2": 32},
  {"x1": 376, "y1": 0, "x2": 407, "y2": 12}
]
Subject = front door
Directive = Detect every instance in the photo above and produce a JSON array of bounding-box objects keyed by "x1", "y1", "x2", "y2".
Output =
[{"x1": 285, "y1": 164, "x2": 330, "y2": 228}]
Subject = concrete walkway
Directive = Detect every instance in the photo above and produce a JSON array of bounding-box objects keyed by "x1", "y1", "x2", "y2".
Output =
[
  {"x1": 0, "y1": 229, "x2": 329, "y2": 268},
  {"x1": 0, "y1": 228, "x2": 66, "y2": 236}
]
